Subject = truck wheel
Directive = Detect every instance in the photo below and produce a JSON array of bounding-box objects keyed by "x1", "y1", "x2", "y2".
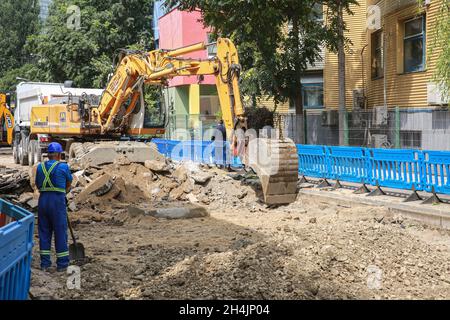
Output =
[
  {"x1": 34, "y1": 144, "x2": 42, "y2": 164},
  {"x1": 12, "y1": 140, "x2": 20, "y2": 164},
  {"x1": 28, "y1": 140, "x2": 36, "y2": 166},
  {"x1": 19, "y1": 139, "x2": 29, "y2": 166}
]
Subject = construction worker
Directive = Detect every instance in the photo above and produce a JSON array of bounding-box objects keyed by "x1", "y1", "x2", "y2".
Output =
[
  {"x1": 211, "y1": 119, "x2": 228, "y2": 169},
  {"x1": 35, "y1": 142, "x2": 73, "y2": 272}
]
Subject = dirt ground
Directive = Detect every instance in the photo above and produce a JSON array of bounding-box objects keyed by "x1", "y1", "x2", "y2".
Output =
[{"x1": 1, "y1": 149, "x2": 450, "y2": 300}]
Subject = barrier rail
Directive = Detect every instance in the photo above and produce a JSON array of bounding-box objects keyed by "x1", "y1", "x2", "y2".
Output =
[
  {"x1": 297, "y1": 145, "x2": 328, "y2": 179},
  {"x1": 368, "y1": 149, "x2": 422, "y2": 191},
  {"x1": 422, "y1": 150, "x2": 450, "y2": 194},
  {"x1": 327, "y1": 146, "x2": 367, "y2": 184},
  {"x1": 0, "y1": 199, "x2": 34, "y2": 300},
  {"x1": 152, "y1": 139, "x2": 450, "y2": 199}
]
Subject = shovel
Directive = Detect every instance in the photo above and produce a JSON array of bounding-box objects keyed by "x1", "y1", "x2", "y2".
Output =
[{"x1": 67, "y1": 213, "x2": 86, "y2": 262}]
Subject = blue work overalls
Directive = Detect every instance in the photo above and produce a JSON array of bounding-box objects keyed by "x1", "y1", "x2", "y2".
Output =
[{"x1": 37, "y1": 161, "x2": 70, "y2": 270}]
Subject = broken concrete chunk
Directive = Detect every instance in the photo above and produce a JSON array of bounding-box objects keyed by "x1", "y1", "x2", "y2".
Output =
[
  {"x1": 191, "y1": 172, "x2": 213, "y2": 185},
  {"x1": 27, "y1": 198, "x2": 39, "y2": 209},
  {"x1": 75, "y1": 174, "x2": 114, "y2": 203},
  {"x1": 144, "y1": 160, "x2": 169, "y2": 172},
  {"x1": 68, "y1": 202, "x2": 78, "y2": 212},
  {"x1": 186, "y1": 193, "x2": 199, "y2": 203},
  {"x1": 172, "y1": 165, "x2": 188, "y2": 183},
  {"x1": 19, "y1": 192, "x2": 34, "y2": 204}
]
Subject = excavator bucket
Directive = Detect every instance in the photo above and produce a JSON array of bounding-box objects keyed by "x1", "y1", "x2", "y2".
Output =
[{"x1": 247, "y1": 138, "x2": 299, "y2": 205}]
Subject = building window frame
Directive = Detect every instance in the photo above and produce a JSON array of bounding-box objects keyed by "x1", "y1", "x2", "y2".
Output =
[
  {"x1": 302, "y1": 83, "x2": 324, "y2": 109},
  {"x1": 371, "y1": 30, "x2": 384, "y2": 79},
  {"x1": 403, "y1": 15, "x2": 426, "y2": 74}
]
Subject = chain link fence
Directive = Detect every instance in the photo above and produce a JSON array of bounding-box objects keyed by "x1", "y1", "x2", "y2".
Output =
[
  {"x1": 164, "y1": 107, "x2": 450, "y2": 151},
  {"x1": 277, "y1": 107, "x2": 450, "y2": 151}
]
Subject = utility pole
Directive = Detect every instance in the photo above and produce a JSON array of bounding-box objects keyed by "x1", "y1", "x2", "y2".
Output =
[{"x1": 337, "y1": 1, "x2": 347, "y2": 146}]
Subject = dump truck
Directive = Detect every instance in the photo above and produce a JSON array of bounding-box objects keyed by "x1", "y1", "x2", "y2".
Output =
[
  {"x1": 29, "y1": 39, "x2": 299, "y2": 204},
  {"x1": 13, "y1": 82, "x2": 104, "y2": 165}
]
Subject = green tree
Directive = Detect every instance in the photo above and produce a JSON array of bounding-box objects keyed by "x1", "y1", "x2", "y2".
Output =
[
  {"x1": 165, "y1": 0, "x2": 357, "y2": 143},
  {"x1": 420, "y1": 0, "x2": 450, "y2": 99},
  {"x1": 28, "y1": 0, "x2": 155, "y2": 88},
  {"x1": 0, "y1": 0, "x2": 40, "y2": 84}
]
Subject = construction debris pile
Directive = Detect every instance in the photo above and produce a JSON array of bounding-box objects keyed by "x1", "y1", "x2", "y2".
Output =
[
  {"x1": 64, "y1": 152, "x2": 266, "y2": 224},
  {"x1": 0, "y1": 165, "x2": 32, "y2": 203}
]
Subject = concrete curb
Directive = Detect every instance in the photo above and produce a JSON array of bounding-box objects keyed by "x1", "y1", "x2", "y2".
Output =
[{"x1": 299, "y1": 188, "x2": 450, "y2": 230}]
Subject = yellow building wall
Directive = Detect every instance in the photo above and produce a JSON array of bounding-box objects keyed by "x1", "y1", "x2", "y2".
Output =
[
  {"x1": 367, "y1": 1, "x2": 441, "y2": 108},
  {"x1": 256, "y1": 96, "x2": 290, "y2": 114},
  {"x1": 324, "y1": 2, "x2": 367, "y2": 109},
  {"x1": 325, "y1": 0, "x2": 443, "y2": 109}
]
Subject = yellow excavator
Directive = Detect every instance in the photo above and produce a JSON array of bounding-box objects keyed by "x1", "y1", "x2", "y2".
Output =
[
  {"x1": 30, "y1": 38, "x2": 299, "y2": 204},
  {"x1": 0, "y1": 92, "x2": 14, "y2": 147}
]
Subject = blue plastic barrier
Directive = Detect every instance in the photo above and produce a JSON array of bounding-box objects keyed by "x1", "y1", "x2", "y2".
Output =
[
  {"x1": 422, "y1": 150, "x2": 450, "y2": 194},
  {"x1": 153, "y1": 139, "x2": 450, "y2": 196},
  {"x1": 297, "y1": 145, "x2": 328, "y2": 178},
  {"x1": 327, "y1": 146, "x2": 368, "y2": 183},
  {"x1": 152, "y1": 139, "x2": 242, "y2": 167},
  {"x1": 368, "y1": 149, "x2": 422, "y2": 191},
  {"x1": 0, "y1": 199, "x2": 34, "y2": 300}
]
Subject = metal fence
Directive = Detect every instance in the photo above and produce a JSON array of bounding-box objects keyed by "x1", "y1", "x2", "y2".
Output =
[{"x1": 277, "y1": 107, "x2": 450, "y2": 151}]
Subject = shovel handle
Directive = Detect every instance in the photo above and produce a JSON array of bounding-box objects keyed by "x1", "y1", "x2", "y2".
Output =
[{"x1": 67, "y1": 214, "x2": 77, "y2": 245}]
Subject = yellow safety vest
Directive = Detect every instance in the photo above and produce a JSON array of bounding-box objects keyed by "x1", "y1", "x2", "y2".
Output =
[{"x1": 39, "y1": 161, "x2": 66, "y2": 193}]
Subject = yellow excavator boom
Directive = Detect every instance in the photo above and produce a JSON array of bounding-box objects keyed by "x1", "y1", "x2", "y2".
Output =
[
  {"x1": 0, "y1": 93, "x2": 14, "y2": 146},
  {"x1": 30, "y1": 38, "x2": 299, "y2": 204}
]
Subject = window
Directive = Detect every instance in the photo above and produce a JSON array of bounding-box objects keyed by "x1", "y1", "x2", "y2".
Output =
[
  {"x1": 302, "y1": 83, "x2": 324, "y2": 109},
  {"x1": 400, "y1": 131, "x2": 422, "y2": 149},
  {"x1": 312, "y1": 3, "x2": 324, "y2": 22},
  {"x1": 207, "y1": 33, "x2": 217, "y2": 58},
  {"x1": 371, "y1": 31, "x2": 383, "y2": 79},
  {"x1": 404, "y1": 16, "x2": 426, "y2": 73}
]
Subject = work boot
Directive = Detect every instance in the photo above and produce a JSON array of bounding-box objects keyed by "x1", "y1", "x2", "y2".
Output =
[
  {"x1": 40, "y1": 266, "x2": 51, "y2": 272},
  {"x1": 57, "y1": 267, "x2": 68, "y2": 273}
]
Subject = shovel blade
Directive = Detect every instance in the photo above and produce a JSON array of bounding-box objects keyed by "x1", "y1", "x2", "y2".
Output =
[{"x1": 69, "y1": 243, "x2": 86, "y2": 261}]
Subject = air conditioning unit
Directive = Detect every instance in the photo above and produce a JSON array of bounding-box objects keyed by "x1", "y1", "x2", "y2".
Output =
[
  {"x1": 373, "y1": 106, "x2": 388, "y2": 126},
  {"x1": 427, "y1": 82, "x2": 449, "y2": 106},
  {"x1": 371, "y1": 134, "x2": 389, "y2": 148},
  {"x1": 321, "y1": 110, "x2": 339, "y2": 126}
]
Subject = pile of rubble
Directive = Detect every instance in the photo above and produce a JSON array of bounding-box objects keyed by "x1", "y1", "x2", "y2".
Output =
[
  {"x1": 0, "y1": 165, "x2": 33, "y2": 204},
  {"x1": 65, "y1": 154, "x2": 243, "y2": 217}
]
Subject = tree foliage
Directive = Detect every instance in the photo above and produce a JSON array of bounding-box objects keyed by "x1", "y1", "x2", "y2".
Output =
[
  {"x1": 166, "y1": 0, "x2": 357, "y2": 112},
  {"x1": 0, "y1": 0, "x2": 40, "y2": 86},
  {"x1": 27, "y1": 0, "x2": 155, "y2": 88},
  {"x1": 420, "y1": 0, "x2": 450, "y2": 99}
]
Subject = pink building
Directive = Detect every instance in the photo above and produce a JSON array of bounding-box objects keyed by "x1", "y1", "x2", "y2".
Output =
[{"x1": 156, "y1": 6, "x2": 220, "y2": 137}]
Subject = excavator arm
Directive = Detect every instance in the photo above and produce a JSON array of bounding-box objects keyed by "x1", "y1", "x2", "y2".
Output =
[
  {"x1": 86, "y1": 38, "x2": 298, "y2": 204},
  {"x1": 94, "y1": 38, "x2": 245, "y2": 135},
  {"x1": 0, "y1": 93, "x2": 14, "y2": 146}
]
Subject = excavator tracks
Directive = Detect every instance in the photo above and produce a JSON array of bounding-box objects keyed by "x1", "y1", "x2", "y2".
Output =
[{"x1": 247, "y1": 138, "x2": 299, "y2": 205}]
